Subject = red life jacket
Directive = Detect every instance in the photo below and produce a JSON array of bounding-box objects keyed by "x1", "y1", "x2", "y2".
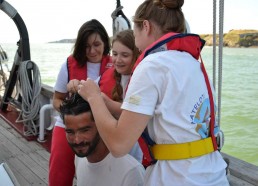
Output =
[
  {"x1": 98, "y1": 67, "x2": 116, "y2": 99},
  {"x1": 128, "y1": 32, "x2": 217, "y2": 168},
  {"x1": 132, "y1": 32, "x2": 204, "y2": 72},
  {"x1": 67, "y1": 55, "x2": 112, "y2": 80}
]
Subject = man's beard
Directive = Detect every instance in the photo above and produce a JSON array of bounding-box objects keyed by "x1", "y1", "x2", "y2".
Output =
[{"x1": 68, "y1": 133, "x2": 101, "y2": 157}]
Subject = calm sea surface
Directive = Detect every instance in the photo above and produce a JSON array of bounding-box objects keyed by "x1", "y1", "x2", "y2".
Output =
[{"x1": 1, "y1": 43, "x2": 258, "y2": 166}]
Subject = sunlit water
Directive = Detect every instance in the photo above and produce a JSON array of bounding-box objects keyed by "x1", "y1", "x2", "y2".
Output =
[{"x1": 1, "y1": 43, "x2": 258, "y2": 166}]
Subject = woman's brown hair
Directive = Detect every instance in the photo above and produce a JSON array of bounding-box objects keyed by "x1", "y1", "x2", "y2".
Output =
[
  {"x1": 111, "y1": 30, "x2": 140, "y2": 102},
  {"x1": 72, "y1": 19, "x2": 110, "y2": 67},
  {"x1": 133, "y1": 0, "x2": 185, "y2": 34}
]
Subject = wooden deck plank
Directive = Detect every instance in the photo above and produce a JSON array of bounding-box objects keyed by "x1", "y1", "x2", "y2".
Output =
[
  {"x1": 222, "y1": 152, "x2": 258, "y2": 186},
  {"x1": 37, "y1": 149, "x2": 50, "y2": 161},
  {"x1": 0, "y1": 118, "x2": 50, "y2": 185},
  {"x1": 27, "y1": 151, "x2": 49, "y2": 172},
  {"x1": 228, "y1": 174, "x2": 255, "y2": 186},
  {"x1": 0, "y1": 118, "x2": 43, "y2": 153},
  {"x1": 10, "y1": 132, "x2": 43, "y2": 152},
  {"x1": 0, "y1": 145, "x2": 13, "y2": 162},
  {"x1": 17, "y1": 153, "x2": 48, "y2": 184},
  {"x1": 0, "y1": 131, "x2": 37, "y2": 154},
  {"x1": 7, "y1": 156, "x2": 47, "y2": 185},
  {"x1": 4, "y1": 159, "x2": 31, "y2": 186},
  {"x1": 0, "y1": 128, "x2": 24, "y2": 156}
]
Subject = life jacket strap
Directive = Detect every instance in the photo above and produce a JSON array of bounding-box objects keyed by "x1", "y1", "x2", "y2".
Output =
[
  {"x1": 150, "y1": 137, "x2": 215, "y2": 160},
  {"x1": 138, "y1": 134, "x2": 157, "y2": 168}
]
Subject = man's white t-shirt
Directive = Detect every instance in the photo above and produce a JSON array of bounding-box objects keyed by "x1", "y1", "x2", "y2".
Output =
[
  {"x1": 122, "y1": 50, "x2": 229, "y2": 186},
  {"x1": 75, "y1": 153, "x2": 145, "y2": 186}
]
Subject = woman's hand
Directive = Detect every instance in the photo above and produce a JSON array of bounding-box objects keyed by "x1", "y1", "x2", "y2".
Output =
[
  {"x1": 78, "y1": 79, "x2": 101, "y2": 101},
  {"x1": 53, "y1": 91, "x2": 67, "y2": 112},
  {"x1": 67, "y1": 79, "x2": 80, "y2": 93}
]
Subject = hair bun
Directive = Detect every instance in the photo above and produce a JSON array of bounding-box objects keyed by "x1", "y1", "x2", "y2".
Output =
[{"x1": 154, "y1": 0, "x2": 184, "y2": 9}]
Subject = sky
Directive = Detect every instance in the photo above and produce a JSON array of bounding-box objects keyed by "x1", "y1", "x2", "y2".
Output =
[{"x1": 1, "y1": 0, "x2": 258, "y2": 43}]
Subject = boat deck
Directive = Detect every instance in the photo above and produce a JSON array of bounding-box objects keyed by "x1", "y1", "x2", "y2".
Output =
[
  {"x1": 0, "y1": 117, "x2": 49, "y2": 185},
  {"x1": 0, "y1": 103, "x2": 258, "y2": 185}
]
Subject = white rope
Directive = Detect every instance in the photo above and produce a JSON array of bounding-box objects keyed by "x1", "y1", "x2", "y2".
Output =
[
  {"x1": 212, "y1": 0, "x2": 217, "y2": 88},
  {"x1": 16, "y1": 60, "x2": 41, "y2": 136},
  {"x1": 212, "y1": 0, "x2": 224, "y2": 126},
  {"x1": 217, "y1": 0, "x2": 224, "y2": 126},
  {"x1": 0, "y1": 45, "x2": 9, "y2": 96}
]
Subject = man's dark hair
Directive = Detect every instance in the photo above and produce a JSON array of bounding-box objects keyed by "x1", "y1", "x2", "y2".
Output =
[{"x1": 60, "y1": 93, "x2": 94, "y2": 122}]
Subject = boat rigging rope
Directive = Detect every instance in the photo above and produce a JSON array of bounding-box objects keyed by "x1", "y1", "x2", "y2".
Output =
[
  {"x1": 16, "y1": 60, "x2": 41, "y2": 136},
  {"x1": 217, "y1": 0, "x2": 224, "y2": 126},
  {"x1": 212, "y1": 0, "x2": 217, "y2": 87},
  {"x1": 212, "y1": 0, "x2": 224, "y2": 126},
  {"x1": 0, "y1": 45, "x2": 8, "y2": 92}
]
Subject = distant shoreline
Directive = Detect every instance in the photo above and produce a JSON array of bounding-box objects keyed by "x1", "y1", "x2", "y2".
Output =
[
  {"x1": 49, "y1": 29, "x2": 258, "y2": 48},
  {"x1": 48, "y1": 39, "x2": 75, "y2": 43},
  {"x1": 200, "y1": 29, "x2": 258, "y2": 47}
]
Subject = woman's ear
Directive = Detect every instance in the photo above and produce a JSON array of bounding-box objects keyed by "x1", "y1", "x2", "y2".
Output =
[{"x1": 143, "y1": 20, "x2": 151, "y2": 35}]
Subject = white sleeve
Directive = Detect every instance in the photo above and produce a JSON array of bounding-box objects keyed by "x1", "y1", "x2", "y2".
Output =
[
  {"x1": 122, "y1": 61, "x2": 159, "y2": 116},
  {"x1": 121, "y1": 165, "x2": 145, "y2": 186},
  {"x1": 54, "y1": 61, "x2": 68, "y2": 93}
]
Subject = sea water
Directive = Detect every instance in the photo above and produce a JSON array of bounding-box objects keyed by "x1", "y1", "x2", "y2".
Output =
[{"x1": 1, "y1": 43, "x2": 258, "y2": 166}]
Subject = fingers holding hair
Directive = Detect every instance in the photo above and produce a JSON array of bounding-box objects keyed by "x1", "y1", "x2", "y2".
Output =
[{"x1": 77, "y1": 78, "x2": 101, "y2": 101}]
